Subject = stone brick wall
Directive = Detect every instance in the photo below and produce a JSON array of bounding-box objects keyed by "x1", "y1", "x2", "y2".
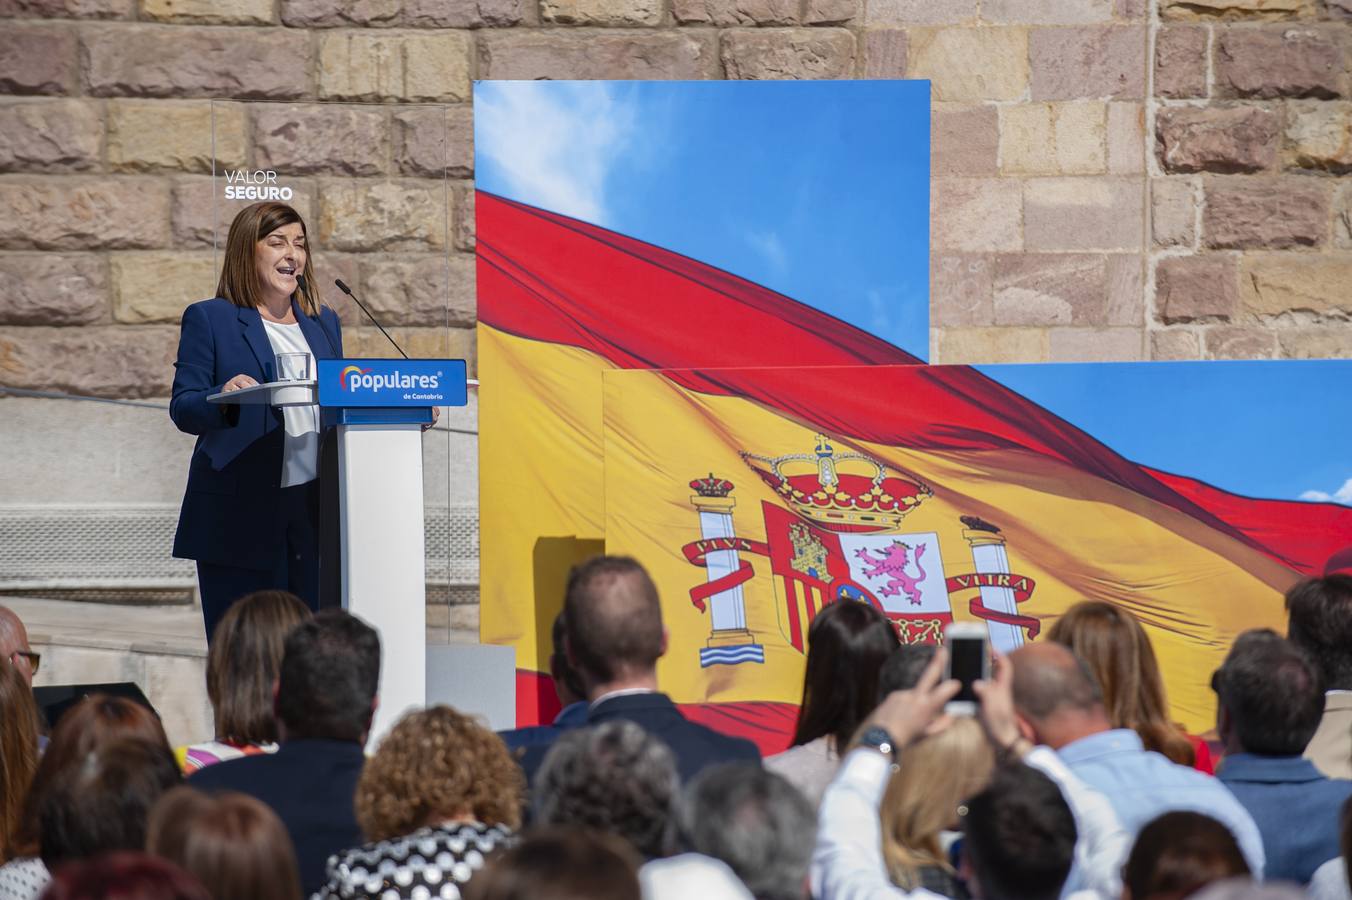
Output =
[{"x1": 0, "y1": 0, "x2": 1349, "y2": 397}]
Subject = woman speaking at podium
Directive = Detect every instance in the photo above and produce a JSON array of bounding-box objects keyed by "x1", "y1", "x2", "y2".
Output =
[{"x1": 169, "y1": 202, "x2": 344, "y2": 642}]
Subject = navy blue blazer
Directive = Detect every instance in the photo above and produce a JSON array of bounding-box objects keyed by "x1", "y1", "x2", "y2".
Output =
[{"x1": 170, "y1": 297, "x2": 342, "y2": 571}]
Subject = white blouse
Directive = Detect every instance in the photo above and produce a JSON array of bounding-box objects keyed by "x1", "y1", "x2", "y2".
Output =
[{"x1": 261, "y1": 320, "x2": 319, "y2": 488}]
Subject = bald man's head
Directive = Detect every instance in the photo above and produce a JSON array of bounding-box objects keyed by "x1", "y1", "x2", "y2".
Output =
[
  {"x1": 1010, "y1": 642, "x2": 1104, "y2": 721},
  {"x1": 0, "y1": 606, "x2": 33, "y2": 687},
  {"x1": 564, "y1": 556, "x2": 665, "y2": 688}
]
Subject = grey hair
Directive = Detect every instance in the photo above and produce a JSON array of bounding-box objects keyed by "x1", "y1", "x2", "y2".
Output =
[
  {"x1": 670, "y1": 764, "x2": 815, "y2": 900},
  {"x1": 535, "y1": 720, "x2": 679, "y2": 859},
  {"x1": 0, "y1": 606, "x2": 23, "y2": 655}
]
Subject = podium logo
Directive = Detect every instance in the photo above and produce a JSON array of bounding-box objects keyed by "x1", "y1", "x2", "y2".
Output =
[
  {"x1": 340, "y1": 366, "x2": 372, "y2": 390},
  {"x1": 341, "y1": 365, "x2": 441, "y2": 394},
  {"x1": 222, "y1": 169, "x2": 294, "y2": 201}
]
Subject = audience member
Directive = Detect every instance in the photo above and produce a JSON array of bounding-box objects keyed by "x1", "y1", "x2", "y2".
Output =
[
  {"x1": 1188, "y1": 880, "x2": 1305, "y2": 900},
  {"x1": 317, "y1": 705, "x2": 523, "y2": 899},
  {"x1": 1285, "y1": 575, "x2": 1352, "y2": 779},
  {"x1": 1307, "y1": 795, "x2": 1352, "y2": 900},
  {"x1": 1007, "y1": 642, "x2": 1265, "y2": 876},
  {"x1": 178, "y1": 590, "x2": 311, "y2": 774},
  {"x1": 519, "y1": 556, "x2": 759, "y2": 783},
  {"x1": 641, "y1": 854, "x2": 754, "y2": 900},
  {"x1": 961, "y1": 762, "x2": 1078, "y2": 900},
  {"x1": 0, "y1": 695, "x2": 171, "y2": 900},
  {"x1": 1122, "y1": 811, "x2": 1250, "y2": 900},
  {"x1": 669, "y1": 763, "x2": 814, "y2": 900},
  {"x1": 38, "y1": 853, "x2": 210, "y2": 900},
  {"x1": 499, "y1": 612, "x2": 588, "y2": 753},
  {"x1": 464, "y1": 827, "x2": 641, "y2": 900},
  {"x1": 146, "y1": 787, "x2": 301, "y2": 900},
  {"x1": 0, "y1": 665, "x2": 40, "y2": 863},
  {"x1": 39, "y1": 738, "x2": 182, "y2": 872},
  {"x1": 0, "y1": 607, "x2": 37, "y2": 689},
  {"x1": 190, "y1": 609, "x2": 379, "y2": 896},
  {"x1": 535, "y1": 719, "x2": 678, "y2": 860},
  {"x1": 876, "y1": 644, "x2": 936, "y2": 701},
  {"x1": 1212, "y1": 629, "x2": 1352, "y2": 883},
  {"x1": 1048, "y1": 601, "x2": 1204, "y2": 770},
  {"x1": 766, "y1": 601, "x2": 899, "y2": 807},
  {"x1": 880, "y1": 716, "x2": 995, "y2": 898}
]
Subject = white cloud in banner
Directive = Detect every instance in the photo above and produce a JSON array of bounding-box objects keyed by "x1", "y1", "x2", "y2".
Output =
[
  {"x1": 475, "y1": 81, "x2": 637, "y2": 226},
  {"x1": 1300, "y1": 478, "x2": 1352, "y2": 504}
]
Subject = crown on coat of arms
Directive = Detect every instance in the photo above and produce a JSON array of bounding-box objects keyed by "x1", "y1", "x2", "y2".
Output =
[
  {"x1": 690, "y1": 474, "x2": 735, "y2": 498},
  {"x1": 742, "y1": 435, "x2": 932, "y2": 533}
]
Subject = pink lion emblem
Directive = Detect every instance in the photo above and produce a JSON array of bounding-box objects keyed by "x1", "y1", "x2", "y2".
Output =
[{"x1": 854, "y1": 541, "x2": 928, "y2": 606}]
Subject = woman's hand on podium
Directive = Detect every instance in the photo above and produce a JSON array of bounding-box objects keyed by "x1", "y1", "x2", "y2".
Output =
[
  {"x1": 223, "y1": 374, "x2": 259, "y2": 392},
  {"x1": 422, "y1": 406, "x2": 441, "y2": 432}
]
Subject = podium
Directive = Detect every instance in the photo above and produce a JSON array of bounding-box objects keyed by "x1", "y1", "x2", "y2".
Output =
[{"x1": 211, "y1": 358, "x2": 468, "y2": 745}]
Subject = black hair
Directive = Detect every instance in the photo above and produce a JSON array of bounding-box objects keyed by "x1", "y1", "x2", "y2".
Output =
[
  {"x1": 790, "y1": 600, "x2": 900, "y2": 753},
  {"x1": 877, "y1": 643, "x2": 938, "y2": 702},
  {"x1": 1286, "y1": 575, "x2": 1352, "y2": 691},
  {"x1": 962, "y1": 762, "x2": 1076, "y2": 900},
  {"x1": 275, "y1": 609, "x2": 380, "y2": 742},
  {"x1": 1215, "y1": 629, "x2": 1324, "y2": 756}
]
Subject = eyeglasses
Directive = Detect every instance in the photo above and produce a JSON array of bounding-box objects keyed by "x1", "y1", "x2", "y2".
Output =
[{"x1": 9, "y1": 650, "x2": 40, "y2": 676}]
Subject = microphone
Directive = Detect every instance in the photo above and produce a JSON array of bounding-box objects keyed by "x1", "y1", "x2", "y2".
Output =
[{"x1": 334, "y1": 278, "x2": 408, "y2": 360}]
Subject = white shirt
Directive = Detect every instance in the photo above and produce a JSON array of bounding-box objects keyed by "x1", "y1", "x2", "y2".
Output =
[{"x1": 261, "y1": 320, "x2": 319, "y2": 487}]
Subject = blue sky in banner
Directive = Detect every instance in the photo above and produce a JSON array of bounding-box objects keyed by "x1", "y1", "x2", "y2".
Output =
[
  {"x1": 979, "y1": 361, "x2": 1352, "y2": 505},
  {"x1": 473, "y1": 79, "x2": 932, "y2": 359}
]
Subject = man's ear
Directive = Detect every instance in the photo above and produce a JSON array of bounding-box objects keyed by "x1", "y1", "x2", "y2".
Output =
[
  {"x1": 272, "y1": 677, "x2": 281, "y2": 718},
  {"x1": 1216, "y1": 703, "x2": 1232, "y2": 744},
  {"x1": 659, "y1": 627, "x2": 669, "y2": 658},
  {"x1": 564, "y1": 633, "x2": 578, "y2": 669},
  {"x1": 1015, "y1": 711, "x2": 1038, "y2": 744}
]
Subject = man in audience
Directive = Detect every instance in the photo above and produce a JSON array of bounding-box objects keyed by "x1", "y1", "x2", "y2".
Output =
[
  {"x1": 1213, "y1": 629, "x2": 1352, "y2": 883},
  {"x1": 1285, "y1": 574, "x2": 1352, "y2": 779},
  {"x1": 1007, "y1": 642, "x2": 1266, "y2": 876},
  {"x1": 499, "y1": 612, "x2": 588, "y2": 752},
  {"x1": 0, "y1": 605, "x2": 38, "y2": 687},
  {"x1": 191, "y1": 609, "x2": 379, "y2": 896},
  {"x1": 670, "y1": 764, "x2": 814, "y2": 900},
  {"x1": 962, "y1": 762, "x2": 1078, "y2": 900},
  {"x1": 520, "y1": 556, "x2": 760, "y2": 782},
  {"x1": 876, "y1": 643, "x2": 936, "y2": 703}
]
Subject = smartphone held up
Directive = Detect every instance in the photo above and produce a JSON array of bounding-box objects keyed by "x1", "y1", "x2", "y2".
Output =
[{"x1": 943, "y1": 622, "x2": 990, "y2": 716}]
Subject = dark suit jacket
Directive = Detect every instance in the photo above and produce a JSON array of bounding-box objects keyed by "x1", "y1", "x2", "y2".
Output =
[
  {"x1": 499, "y1": 700, "x2": 589, "y2": 754},
  {"x1": 190, "y1": 738, "x2": 364, "y2": 897},
  {"x1": 518, "y1": 692, "x2": 762, "y2": 785},
  {"x1": 170, "y1": 297, "x2": 342, "y2": 570}
]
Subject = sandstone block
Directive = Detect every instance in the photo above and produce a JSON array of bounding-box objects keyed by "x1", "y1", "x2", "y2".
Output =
[
  {"x1": 362, "y1": 254, "x2": 475, "y2": 327},
  {"x1": 865, "y1": 0, "x2": 975, "y2": 23},
  {"x1": 862, "y1": 29, "x2": 907, "y2": 78},
  {"x1": 1335, "y1": 184, "x2": 1352, "y2": 248},
  {"x1": 107, "y1": 100, "x2": 246, "y2": 173},
  {"x1": 0, "y1": 254, "x2": 107, "y2": 325},
  {"x1": 1151, "y1": 177, "x2": 1197, "y2": 248},
  {"x1": 0, "y1": 0, "x2": 133, "y2": 17},
  {"x1": 542, "y1": 0, "x2": 660, "y2": 25},
  {"x1": 0, "y1": 325, "x2": 178, "y2": 397},
  {"x1": 672, "y1": 0, "x2": 796, "y2": 24},
  {"x1": 110, "y1": 252, "x2": 216, "y2": 323},
  {"x1": 722, "y1": 29, "x2": 855, "y2": 80},
  {"x1": 1203, "y1": 326, "x2": 1276, "y2": 359},
  {"x1": 1155, "y1": 106, "x2": 1279, "y2": 173},
  {"x1": 139, "y1": 0, "x2": 273, "y2": 23},
  {"x1": 1105, "y1": 253, "x2": 1144, "y2": 325},
  {"x1": 933, "y1": 104, "x2": 997, "y2": 175},
  {"x1": 452, "y1": 182, "x2": 474, "y2": 251},
  {"x1": 393, "y1": 106, "x2": 473, "y2": 178},
  {"x1": 803, "y1": 0, "x2": 857, "y2": 24},
  {"x1": 981, "y1": 0, "x2": 1111, "y2": 23},
  {"x1": 1023, "y1": 177, "x2": 1144, "y2": 252},
  {"x1": 1029, "y1": 25, "x2": 1145, "y2": 101},
  {"x1": 1203, "y1": 177, "x2": 1328, "y2": 249},
  {"x1": 993, "y1": 253, "x2": 1138, "y2": 326},
  {"x1": 254, "y1": 104, "x2": 387, "y2": 176},
  {"x1": 1216, "y1": 27, "x2": 1343, "y2": 100},
  {"x1": 1160, "y1": 0, "x2": 1312, "y2": 17},
  {"x1": 479, "y1": 32, "x2": 717, "y2": 80},
  {"x1": 0, "y1": 100, "x2": 101, "y2": 173},
  {"x1": 85, "y1": 25, "x2": 308, "y2": 99},
  {"x1": 1150, "y1": 329, "x2": 1201, "y2": 360},
  {"x1": 906, "y1": 27, "x2": 1027, "y2": 102},
  {"x1": 281, "y1": 0, "x2": 524, "y2": 28},
  {"x1": 1276, "y1": 327, "x2": 1352, "y2": 358},
  {"x1": 1241, "y1": 255, "x2": 1352, "y2": 318},
  {"x1": 0, "y1": 26, "x2": 77, "y2": 95},
  {"x1": 319, "y1": 180, "x2": 447, "y2": 252},
  {"x1": 1155, "y1": 255, "x2": 1238, "y2": 322},
  {"x1": 319, "y1": 31, "x2": 470, "y2": 103},
  {"x1": 1155, "y1": 25, "x2": 1207, "y2": 100},
  {"x1": 932, "y1": 254, "x2": 993, "y2": 326},
  {"x1": 933, "y1": 177, "x2": 1022, "y2": 252},
  {"x1": 1115, "y1": 0, "x2": 1146, "y2": 18},
  {"x1": 1284, "y1": 102, "x2": 1352, "y2": 173},
  {"x1": 1000, "y1": 102, "x2": 1106, "y2": 175},
  {"x1": 1048, "y1": 327, "x2": 1143, "y2": 361},
  {"x1": 935, "y1": 326, "x2": 1048, "y2": 363},
  {"x1": 1107, "y1": 102, "x2": 1145, "y2": 174},
  {"x1": 1328, "y1": 0, "x2": 1352, "y2": 16},
  {"x1": 0, "y1": 178, "x2": 172, "y2": 250},
  {"x1": 309, "y1": 252, "x2": 363, "y2": 325}
]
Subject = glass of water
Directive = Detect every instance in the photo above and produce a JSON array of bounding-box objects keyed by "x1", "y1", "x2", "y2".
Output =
[{"x1": 275, "y1": 352, "x2": 311, "y2": 382}]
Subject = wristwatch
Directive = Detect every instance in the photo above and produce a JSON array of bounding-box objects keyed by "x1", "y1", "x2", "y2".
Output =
[{"x1": 857, "y1": 725, "x2": 897, "y2": 760}]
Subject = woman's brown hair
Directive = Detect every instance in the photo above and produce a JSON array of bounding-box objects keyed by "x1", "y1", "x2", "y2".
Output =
[
  {"x1": 147, "y1": 787, "x2": 301, "y2": 900},
  {"x1": 216, "y1": 202, "x2": 319, "y2": 316},
  {"x1": 1048, "y1": 601, "x2": 1195, "y2": 766},
  {"x1": 1122, "y1": 811, "x2": 1249, "y2": 900},
  {"x1": 207, "y1": 590, "x2": 311, "y2": 746},
  {"x1": 0, "y1": 664, "x2": 40, "y2": 862}
]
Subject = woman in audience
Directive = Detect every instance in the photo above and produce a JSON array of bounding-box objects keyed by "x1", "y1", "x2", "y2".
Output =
[
  {"x1": 1308, "y1": 796, "x2": 1352, "y2": 900},
  {"x1": 465, "y1": 828, "x2": 641, "y2": 900},
  {"x1": 880, "y1": 715, "x2": 996, "y2": 898},
  {"x1": 315, "y1": 705, "x2": 523, "y2": 899},
  {"x1": 147, "y1": 787, "x2": 301, "y2": 900},
  {"x1": 39, "y1": 852, "x2": 210, "y2": 900},
  {"x1": 0, "y1": 695, "x2": 170, "y2": 900},
  {"x1": 766, "y1": 600, "x2": 900, "y2": 806},
  {"x1": 0, "y1": 665, "x2": 41, "y2": 863},
  {"x1": 1122, "y1": 811, "x2": 1249, "y2": 900},
  {"x1": 1048, "y1": 601, "x2": 1205, "y2": 770},
  {"x1": 178, "y1": 590, "x2": 311, "y2": 774}
]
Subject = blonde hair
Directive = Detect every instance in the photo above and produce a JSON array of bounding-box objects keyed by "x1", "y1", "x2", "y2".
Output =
[
  {"x1": 217, "y1": 202, "x2": 319, "y2": 317},
  {"x1": 881, "y1": 716, "x2": 995, "y2": 890}
]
